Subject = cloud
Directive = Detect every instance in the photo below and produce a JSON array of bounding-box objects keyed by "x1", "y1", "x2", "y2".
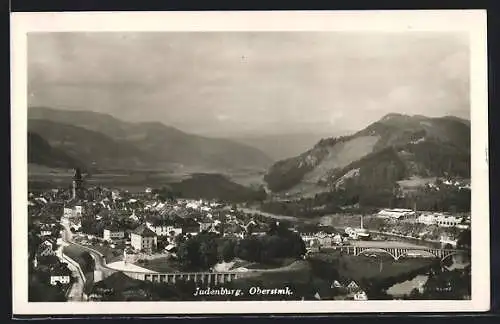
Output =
[{"x1": 28, "y1": 32, "x2": 470, "y2": 136}]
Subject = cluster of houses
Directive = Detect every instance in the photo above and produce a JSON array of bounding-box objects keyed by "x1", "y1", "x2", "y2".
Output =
[
  {"x1": 55, "y1": 189, "x2": 276, "y2": 256},
  {"x1": 30, "y1": 229, "x2": 73, "y2": 288},
  {"x1": 330, "y1": 279, "x2": 368, "y2": 301},
  {"x1": 376, "y1": 208, "x2": 470, "y2": 229},
  {"x1": 301, "y1": 232, "x2": 348, "y2": 252},
  {"x1": 428, "y1": 178, "x2": 471, "y2": 191},
  {"x1": 416, "y1": 213, "x2": 469, "y2": 229}
]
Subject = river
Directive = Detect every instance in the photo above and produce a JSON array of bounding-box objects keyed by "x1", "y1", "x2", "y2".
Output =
[{"x1": 238, "y1": 207, "x2": 444, "y2": 248}]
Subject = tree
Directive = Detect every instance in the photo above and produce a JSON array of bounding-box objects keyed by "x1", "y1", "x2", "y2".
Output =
[
  {"x1": 235, "y1": 237, "x2": 261, "y2": 262},
  {"x1": 440, "y1": 241, "x2": 451, "y2": 249},
  {"x1": 218, "y1": 239, "x2": 236, "y2": 262},
  {"x1": 457, "y1": 229, "x2": 471, "y2": 250},
  {"x1": 199, "y1": 238, "x2": 218, "y2": 269},
  {"x1": 28, "y1": 225, "x2": 42, "y2": 261},
  {"x1": 177, "y1": 233, "x2": 219, "y2": 271}
]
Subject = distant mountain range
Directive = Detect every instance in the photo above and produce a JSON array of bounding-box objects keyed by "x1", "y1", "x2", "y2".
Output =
[
  {"x1": 264, "y1": 113, "x2": 471, "y2": 196},
  {"x1": 28, "y1": 107, "x2": 274, "y2": 172},
  {"x1": 28, "y1": 107, "x2": 471, "y2": 205},
  {"x1": 231, "y1": 131, "x2": 351, "y2": 161}
]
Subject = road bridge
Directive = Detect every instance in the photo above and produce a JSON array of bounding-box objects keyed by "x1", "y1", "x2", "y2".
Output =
[{"x1": 338, "y1": 245, "x2": 467, "y2": 261}]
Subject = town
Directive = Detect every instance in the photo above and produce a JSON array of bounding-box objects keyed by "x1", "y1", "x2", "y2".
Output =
[{"x1": 28, "y1": 168, "x2": 471, "y2": 302}]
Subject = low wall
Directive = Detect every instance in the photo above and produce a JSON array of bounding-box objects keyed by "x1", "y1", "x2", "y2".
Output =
[{"x1": 62, "y1": 253, "x2": 87, "y2": 284}]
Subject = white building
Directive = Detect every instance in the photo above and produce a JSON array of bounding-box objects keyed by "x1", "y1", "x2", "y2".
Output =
[
  {"x1": 50, "y1": 275, "x2": 71, "y2": 285},
  {"x1": 130, "y1": 225, "x2": 157, "y2": 253},
  {"x1": 353, "y1": 291, "x2": 368, "y2": 301},
  {"x1": 63, "y1": 204, "x2": 83, "y2": 219},
  {"x1": 103, "y1": 228, "x2": 125, "y2": 242},
  {"x1": 435, "y1": 215, "x2": 462, "y2": 227},
  {"x1": 417, "y1": 213, "x2": 462, "y2": 227},
  {"x1": 186, "y1": 202, "x2": 200, "y2": 210},
  {"x1": 40, "y1": 229, "x2": 52, "y2": 236},
  {"x1": 146, "y1": 222, "x2": 182, "y2": 237},
  {"x1": 417, "y1": 213, "x2": 438, "y2": 225},
  {"x1": 74, "y1": 205, "x2": 83, "y2": 216},
  {"x1": 63, "y1": 207, "x2": 73, "y2": 218},
  {"x1": 377, "y1": 208, "x2": 415, "y2": 220},
  {"x1": 111, "y1": 190, "x2": 121, "y2": 200}
]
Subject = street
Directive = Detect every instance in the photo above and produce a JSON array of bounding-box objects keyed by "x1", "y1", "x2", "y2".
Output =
[
  {"x1": 61, "y1": 253, "x2": 85, "y2": 301},
  {"x1": 61, "y1": 218, "x2": 115, "y2": 279}
]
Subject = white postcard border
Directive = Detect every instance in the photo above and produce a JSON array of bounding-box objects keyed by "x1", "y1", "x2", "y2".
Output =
[{"x1": 11, "y1": 10, "x2": 490, "y2": 315}]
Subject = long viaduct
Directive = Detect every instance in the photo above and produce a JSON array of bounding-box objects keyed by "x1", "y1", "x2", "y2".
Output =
[{"x1": 124, "y1": 271, "x2": 249, "y2": 284}]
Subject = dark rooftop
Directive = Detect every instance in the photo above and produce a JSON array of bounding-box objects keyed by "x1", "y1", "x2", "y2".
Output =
[{"x1": 132, "y1": 225, "x2": 157, "y2": 237}]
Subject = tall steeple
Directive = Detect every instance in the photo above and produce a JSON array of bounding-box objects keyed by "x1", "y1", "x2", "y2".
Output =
[{"x1": 72, "y1": 167, "x2": 83, "y2": 199}]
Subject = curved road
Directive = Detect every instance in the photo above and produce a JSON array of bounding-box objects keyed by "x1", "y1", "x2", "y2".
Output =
[
  {"x1": 61, "y1": 253, "x2": 85, "y2": 301},
  {"x1": 61, "y1": 219, "x2": 116, "y2": 282}
]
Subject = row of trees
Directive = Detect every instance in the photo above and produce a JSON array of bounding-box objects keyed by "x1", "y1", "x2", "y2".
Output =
[
  {"x1": 176, "y1": 222, "x2": 306, "y2": 271},
  {"x1": 260, "y1": 180, "x2": 470, "y2": 218}
]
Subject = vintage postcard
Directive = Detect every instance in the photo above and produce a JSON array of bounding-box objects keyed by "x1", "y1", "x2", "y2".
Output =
[{"x1": 11, "y1": 10, "x2": 489, "y2": 315}]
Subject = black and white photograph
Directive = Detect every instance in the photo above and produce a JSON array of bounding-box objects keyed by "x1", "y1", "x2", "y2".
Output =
[{"x1": 11, "y1": 10, "x2": 489, "y2": 315}]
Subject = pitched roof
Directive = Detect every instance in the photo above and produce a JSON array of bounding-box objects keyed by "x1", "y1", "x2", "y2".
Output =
[
  {"x1": 132, "y1": 225, "x2": 157, "y2": 237},
  {"x1": 93, "y1": 271, "x2": 143, "y2": 292}
]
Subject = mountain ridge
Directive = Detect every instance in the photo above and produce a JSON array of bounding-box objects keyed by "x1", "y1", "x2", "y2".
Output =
[
  {"x1": 28, "y1": 131, "x2": 86, "y2": 170},
  {"x1": 264, "y1": 113, "x2": 470, "y2": 195},
  {"x1": 28, "y1": 107, "x2": 274, "y2": 171}
]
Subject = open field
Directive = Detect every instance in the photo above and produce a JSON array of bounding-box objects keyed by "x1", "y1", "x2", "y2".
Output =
[
  {"x1": 397, "y1": 176, "x2": 437, "y2": 190},
  {"x1": 29, "y1": 169, "x2": 181, "y2": 192},
  {"x1": 28, "y1": 165, "x2": 266, "y2": 193},
  {"x1": 138, "y1": 257, "x2": 182, "y2": 273}
]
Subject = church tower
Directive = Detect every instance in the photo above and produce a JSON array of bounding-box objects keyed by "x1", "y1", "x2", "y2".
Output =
[{"x1": 72, "y1": 167, "x2": 83, "y2": 199}]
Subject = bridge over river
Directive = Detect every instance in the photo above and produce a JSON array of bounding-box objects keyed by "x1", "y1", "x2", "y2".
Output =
[{"x1": 337, "y1": 244, "x2": 468, "y2": 261}]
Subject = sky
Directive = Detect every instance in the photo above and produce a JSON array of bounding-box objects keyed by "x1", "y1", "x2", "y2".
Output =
[{"x1": 28, "y1": 32, "x2": 470, "y2": 137}]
